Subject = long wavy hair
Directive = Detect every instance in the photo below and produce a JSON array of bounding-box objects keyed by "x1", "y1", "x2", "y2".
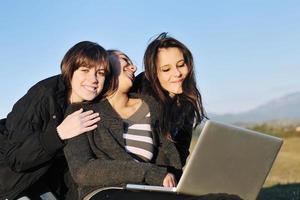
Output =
[{"x1": 143, "y1": 33, "x2": 207, "y2": 138}]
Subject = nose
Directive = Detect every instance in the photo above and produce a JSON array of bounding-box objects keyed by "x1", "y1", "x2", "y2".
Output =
[
  {"x1": 126, "y1": 64, "x2": 137, "y2": 73},
  {"x1": 89, "y1": 70, "x2": 99, "y2": 84},
  {"x1": 173, "y1": 67, "x2": 182, "y2": 77}
]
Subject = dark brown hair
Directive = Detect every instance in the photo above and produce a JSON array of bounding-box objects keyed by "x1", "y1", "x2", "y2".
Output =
[
  {"x1": 143, "y1": 33, "x2": 207, "y2": 137},
  {"x1": 61, "y1": 41, "x2": 109, "y2": 93},
  {"x1": 105, "y1": 50, "x2": 133, "y2": 97}
]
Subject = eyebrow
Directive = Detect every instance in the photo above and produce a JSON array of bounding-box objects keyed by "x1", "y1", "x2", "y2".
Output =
[
  {"x1": 120, "y1": 57, "x2": 132, "y2": 65},
  {"x1": 160, "y1": 59, "x2": 185, "y2": 68},
  {"x1": 177, "y1": 59, "x2": 185, "y2": 64}
]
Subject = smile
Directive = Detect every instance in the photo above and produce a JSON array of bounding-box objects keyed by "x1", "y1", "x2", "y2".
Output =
[
  {"x1": 126, "y1": 72, "x2": 135, "y2": 81},
  {"x1": 83, "y1": 85, "x2": 97, "y2": 92},
  {"x1": 171, "y1": 78, "x2": 184, "y2": 83}
]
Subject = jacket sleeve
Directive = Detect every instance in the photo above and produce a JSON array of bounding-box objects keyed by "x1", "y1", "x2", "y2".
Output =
[
  {"x1": 4, "y1": 84, "x2": 64, "y2": 172},
  {"x1": 64, "y1": 132, "x2": 168, "y2": 187}
]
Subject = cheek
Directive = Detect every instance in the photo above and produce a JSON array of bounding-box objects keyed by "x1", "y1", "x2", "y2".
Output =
[
  {"x1": 180, "y1": 66, "x2": 189, "y2": 77},
  {"x1": 97, "y1": 77, "x2": 106, "y2": 87},
  {"x1": 157, "y1": 73, "x2": 169, "y2": 86},
  {"x1": 70, "y1": 75, "x2": 79, "y2": 89}
]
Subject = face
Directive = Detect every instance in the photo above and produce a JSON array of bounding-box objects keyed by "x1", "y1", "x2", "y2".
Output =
[
  {"x1": 156, "y1": 47, "x2": 189, "y2": 97},
  {"x1": 69, "y1": 65, "x2": 106, "y2": 103},
  {"x1": 113, "y1": 52, "x2": 137, "y2": 92}
]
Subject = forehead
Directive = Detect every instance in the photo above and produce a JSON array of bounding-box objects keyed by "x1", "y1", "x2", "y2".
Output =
[
  {"x1": 116, "y1": 53, "x2": 131, "y2": 63},
  {"x1": 81, "y1": 63, "x2": 105, "y2": 70},
  {"x1": 156, "y1": 47, "x2": 184, "y2": 66}
]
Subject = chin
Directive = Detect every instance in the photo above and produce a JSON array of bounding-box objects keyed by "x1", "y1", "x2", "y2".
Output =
[
  {"x1": 170, "y1": 89, "x2": 183, "y2": 95},
  {"x1": 84, "y1": 94, "x2": 98, "y2": 101}
]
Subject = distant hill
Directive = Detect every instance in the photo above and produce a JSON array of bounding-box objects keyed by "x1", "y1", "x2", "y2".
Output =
[{"x1": 209, "y1": 92, "x2": 300, "y2": 124}]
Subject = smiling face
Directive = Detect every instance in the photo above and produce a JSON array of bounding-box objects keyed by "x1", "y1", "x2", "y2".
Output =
[
  {"x1": 69, "y1": 65, "x2": 106, "y2": 103},
  {"x1": 112, "y1": 52, "x2": 137, "y2": 93},
  {"x1": 156, "y1": 47, "x2": 189, "y2": 97}
]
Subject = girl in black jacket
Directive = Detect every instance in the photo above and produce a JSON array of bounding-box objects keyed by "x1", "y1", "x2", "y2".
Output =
[
  {"x1": 132, "y1": 33, "x2": 207, "y2": 167},
  {"x1": 0, "y1": 41, "x2": 111, "y2": 200}
]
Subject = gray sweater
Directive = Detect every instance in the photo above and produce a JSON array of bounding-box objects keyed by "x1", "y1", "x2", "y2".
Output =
[{"x1": 64, "y1": 94, "x2": 182, "y2": 199}]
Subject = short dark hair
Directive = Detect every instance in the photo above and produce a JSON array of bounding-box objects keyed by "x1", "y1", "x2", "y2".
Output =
[{"x1": 61, "y1": 41, "x2": 109, "y2": 91}]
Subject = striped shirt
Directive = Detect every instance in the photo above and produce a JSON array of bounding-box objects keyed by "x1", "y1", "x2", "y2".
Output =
[{"x1": 123, "y1": 101, "x2": 155, "y2": 162}]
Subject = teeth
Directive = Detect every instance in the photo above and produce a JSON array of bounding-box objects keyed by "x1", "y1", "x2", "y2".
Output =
[
  {"x1": 126, "y1": 73, "x2": 133, "y2": 80},
  {"x1": 84, "y1": 85, "x2": 96, "y2": 92}
]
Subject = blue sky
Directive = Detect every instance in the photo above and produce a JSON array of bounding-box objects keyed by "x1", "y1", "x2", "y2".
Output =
[{"x1": 0, "y1": 0, "x2": 300, "y2": 118}]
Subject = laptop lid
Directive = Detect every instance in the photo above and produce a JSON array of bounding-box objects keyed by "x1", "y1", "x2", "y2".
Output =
[{"x1": 176, "y1": 120, "x2": 283, "y2": 200}]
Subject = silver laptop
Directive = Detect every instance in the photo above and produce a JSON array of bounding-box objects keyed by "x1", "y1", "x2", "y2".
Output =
[{"x1": 126, "y1": 120, "x2": 283, "y2": 200}]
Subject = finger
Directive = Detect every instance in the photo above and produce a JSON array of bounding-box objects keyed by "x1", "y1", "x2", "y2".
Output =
[
  {"x1": 163, "y1": 177, "x2": 168, "y2": 187},
  {"x1": 163, "y1": 178, "x2": 171, "y2": 187},
  {"x1": 173, "y1": 178, "x2": 177, "y2": 187},
  {"x1": 84, "y1": 117, "x2": 100, "y2": 127},
  {"x1": 80, "y1": 110, "x2": 94, "y2": 118},
  {"x1": 82, "y1": 112, "x2": 100, "y2": 122},
  {"x1": 82, "y1": 124, "x2": 98, "y2": 133},
  {"x1": 163, "y1": 180, "x2": 168, "y2": 187},
  {"x1": 70, "y1": 108, "x2": 83, "y2": 116},
  {"x1": 171, "y1": 177, "x2": 176, "y2": 187},
  {"x1": 167, "y1": 179, "x2": 173, "y2": 187}
]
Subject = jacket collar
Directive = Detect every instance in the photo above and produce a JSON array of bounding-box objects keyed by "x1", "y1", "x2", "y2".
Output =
[{"x1": 94, "y1": 99, "x2": 126, "y2": 147}]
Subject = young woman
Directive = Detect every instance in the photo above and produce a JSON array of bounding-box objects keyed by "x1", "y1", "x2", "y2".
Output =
[
  {"x1": 64, "y1": 50, "x2": 182, "y2": 199},
  {"x1": 132, "y1": 33, "x2": 207, "y2": 167},
  {"x1": 0, "y1": 41, "x2": 110, "y2": 200}
]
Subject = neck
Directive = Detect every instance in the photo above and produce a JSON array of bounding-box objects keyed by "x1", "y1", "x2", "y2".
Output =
[
  {"x1": 107, "y1": 90, "x2": 130, "y2": 109},
  {"x1": 107, "y1": 90, "x2": 142, "y2": 119}
]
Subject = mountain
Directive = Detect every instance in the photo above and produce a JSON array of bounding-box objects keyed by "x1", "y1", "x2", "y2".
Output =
[{"x1": 209, "y1": 92, "x2": 300, "y2": 124}]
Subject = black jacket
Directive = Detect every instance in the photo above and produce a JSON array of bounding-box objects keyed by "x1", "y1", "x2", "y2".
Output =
[{"x1": 0, "y1": 75, "x2": 71, "y2": 200}]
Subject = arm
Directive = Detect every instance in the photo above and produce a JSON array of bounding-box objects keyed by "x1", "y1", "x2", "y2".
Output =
[
  {"x1": 4, "y1": 85, "x2": 64, "y2": 172},
  {"x1": 4, "y1": 84, "x2": 100, "y2": 172},
  {"x1": 64, "y1": 132, "x2": 168, "y2": 187}
]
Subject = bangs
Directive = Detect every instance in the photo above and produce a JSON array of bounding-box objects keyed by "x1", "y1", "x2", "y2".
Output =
[{"x1": 75, "y1": 51, "x2": 110, "y2": 74}]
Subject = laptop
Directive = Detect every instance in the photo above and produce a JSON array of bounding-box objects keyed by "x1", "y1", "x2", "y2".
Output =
[{"x1": 126, "y1": 120, "x2": 283, "y2": 200}]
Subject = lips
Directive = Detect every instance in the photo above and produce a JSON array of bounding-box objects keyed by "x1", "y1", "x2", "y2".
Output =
[
  {"x1": 83, "y1": 85, "x2": 97, "y2": 93},
  {"x1": 171, "y1": 78, "x2": 184, "y2": 83},
  {"x1": 125, "y1": 72, "x2": 135, "y2": 81}
]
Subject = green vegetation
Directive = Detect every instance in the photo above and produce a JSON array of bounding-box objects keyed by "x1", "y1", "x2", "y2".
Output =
[{"x1": 246, "y1": 123, "x2": 300, "y2": 138}]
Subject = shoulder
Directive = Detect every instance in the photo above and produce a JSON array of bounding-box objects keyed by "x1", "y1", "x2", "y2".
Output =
[
  {"x1": 129, "y1": 93, "x2": 157, "y2": 107},
  {"x1": 29, "y1": 75, "x2": 66, "y2": 96},
  {"x1": 85, "y1": 99, "x2": 112, "y2": 115},
  {"x1": 129, "y1": 93, "x2": 159, "y2": 121},
  {"x1": 81, "y1": 99, "x2": 120, "y2": 124},
  {"x1": 9, "y1": 75, "x2": 66, "y2": 113}
]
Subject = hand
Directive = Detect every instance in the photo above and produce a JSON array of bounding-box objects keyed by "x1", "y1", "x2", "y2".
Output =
[
  {"x1": 163, "y1": 173, "x2": 177, "y2": 187},
  {"x1": 57, "y1": 108, "x2": 100, "y2": 140}
]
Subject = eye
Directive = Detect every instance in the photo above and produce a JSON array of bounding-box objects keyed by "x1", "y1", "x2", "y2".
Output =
[
  {"x1": 177, "y1": 61, "x2": 186, "y2": 68},
  {"x1": 122, "y1": 57, "x2": 132, "y2": 67},
  {"x1": 79, "y1": 67, "x2": 89, "y2": 73},
  {"x1": 97, "y1": 70, "x2": 105, "y2": 76},
  {"x1": 161, "y1": 66, "x2": 170, "y2": 72}
]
